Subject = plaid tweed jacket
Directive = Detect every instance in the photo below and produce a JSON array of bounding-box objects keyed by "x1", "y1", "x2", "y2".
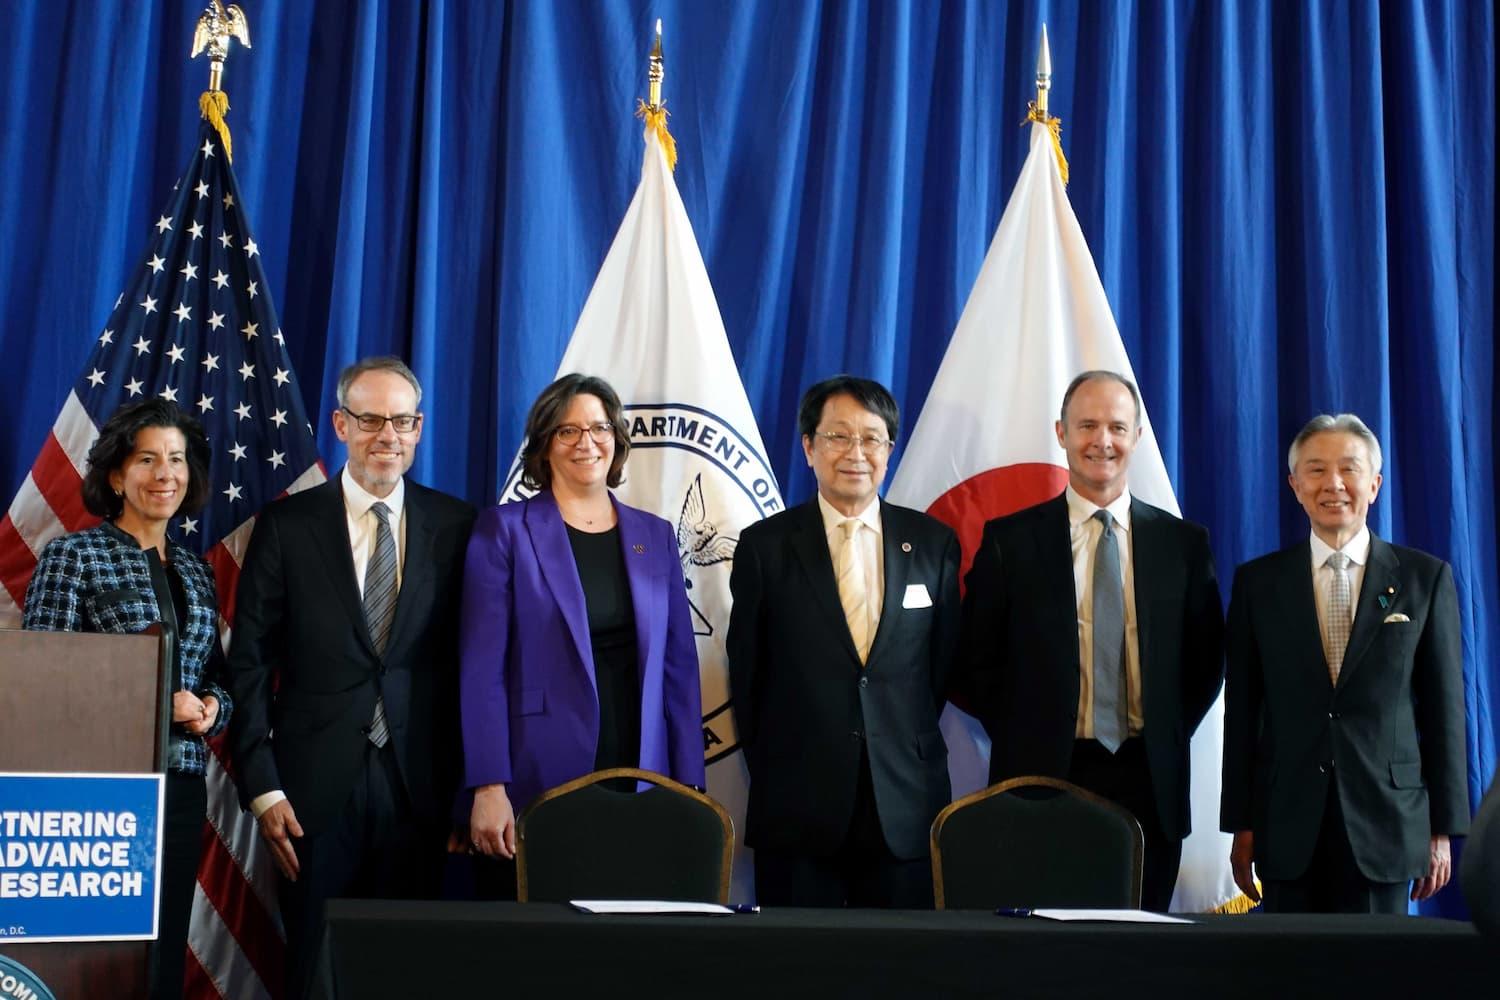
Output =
[{"x1": 22, "y1": 521, "x2": 232, "y2": 774}]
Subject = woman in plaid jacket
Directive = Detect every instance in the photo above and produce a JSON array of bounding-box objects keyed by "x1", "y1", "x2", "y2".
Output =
[{"x1": 23, "y1": 398, "x2": 231, "y2": 1000}]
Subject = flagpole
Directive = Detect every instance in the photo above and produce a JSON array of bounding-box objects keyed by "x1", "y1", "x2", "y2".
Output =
[
  {"x1": 1025, "y1": 23, "x2": 1067, "y2": 184},
  {"x1": 1034, "y1": 23, "x2": 1052, "y2": 116},
  {"x1": 190, "y1": 1, "x2": 251, "y2": 161},
  {"x1": 648, "y1": 19, "x2": 664, "y2": 111},
  {"x1": 190, "y1": 1, "x2": 251, "y2": 94},
  {"x1": 637, "y1": 18, "x2": 678, "y2": 170}
]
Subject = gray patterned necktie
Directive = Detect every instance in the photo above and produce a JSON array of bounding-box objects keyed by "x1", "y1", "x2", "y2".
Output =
[
  {"x1": 362, "y1": 501, "x2": 396, "y2": 747},
  {"x1": 1325, "y1": 551, "x2": 1352, "y2": 685},
  {"x1": 1092, "y1": 510, "x2": 1127, "y2": 753}
]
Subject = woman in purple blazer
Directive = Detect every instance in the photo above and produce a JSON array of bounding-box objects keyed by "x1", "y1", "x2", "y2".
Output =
[{"x1": 461, "y1": 374, "x2": 704, "y2": 896}]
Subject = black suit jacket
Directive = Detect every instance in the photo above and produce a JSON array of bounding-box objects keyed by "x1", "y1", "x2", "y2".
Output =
[
  {"x1": 1220, "y1": 536, "x2": 1469, "y2": 883},
  {"x1": 727, "y1": 498, "x2": 961, "y2": 860},
  {"x1": 227, "y1": 475, "x2": 476, "y2": 836},
  {"x1": 958, "y1": 492, "x2": 1224, "y2": 840}
]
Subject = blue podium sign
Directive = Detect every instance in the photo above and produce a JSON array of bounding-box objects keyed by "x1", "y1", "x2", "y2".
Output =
[{"x1": 0, "y1": 772, "x2": 164, "y2": 942}]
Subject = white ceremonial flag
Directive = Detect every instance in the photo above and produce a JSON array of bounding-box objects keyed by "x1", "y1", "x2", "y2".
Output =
[
  {"x1": 886, "y1": 121, "x2": 1239, "y2": 912},
  {"x1": 501, "y1": 123, "x2": 781, "y2": 903}
]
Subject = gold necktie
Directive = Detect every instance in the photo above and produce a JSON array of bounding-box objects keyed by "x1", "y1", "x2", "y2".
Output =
[{"x1": 836, "y1": 518, "x2": 870, "y2": 662}]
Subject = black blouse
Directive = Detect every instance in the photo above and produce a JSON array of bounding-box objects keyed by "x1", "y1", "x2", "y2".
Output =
[{"x1": 566, "y1": 524, "x2": 641, "y2": 774}]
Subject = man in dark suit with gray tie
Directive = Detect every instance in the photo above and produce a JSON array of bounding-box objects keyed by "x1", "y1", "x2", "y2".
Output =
[
  {"x1": 1221, "y1": 413, "x2": 1468, "y2": 913},
  {"x1": 728, "y1": 376, "x2": 961, "y2": 908},
  {"x1": 958, "y1": 371, "x2": 1225, "y2": 911},
  {"x1": 228, "y1": 356, "x2": 475, "y2": 997}
]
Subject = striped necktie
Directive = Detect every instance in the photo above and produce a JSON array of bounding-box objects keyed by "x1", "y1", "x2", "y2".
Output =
[
  {"x1": 362, "y1": 501, "x2": 396, "y2": 747},
  {"x1": 837, "y1": 518, "x2": 871, "y2": 663}
]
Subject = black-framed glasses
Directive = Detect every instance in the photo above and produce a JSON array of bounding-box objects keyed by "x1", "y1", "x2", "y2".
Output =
[
  {"x1": 341, "y1": 407, "x2": 421, "y2": 433},
  {"x1": 553, "y1": 422, "x2": 615, "y2": 445},
  {"x1": 812, "y1": 430, "x2": 892, "y2": 454}
]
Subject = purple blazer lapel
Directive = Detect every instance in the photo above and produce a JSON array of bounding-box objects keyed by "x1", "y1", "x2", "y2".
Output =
[
  {"x1": 613, "y1": 497, "x2": 668, "y2": 677},
  {"x1": 524, "y1": 492, "x2": 594, "y2": 676}
]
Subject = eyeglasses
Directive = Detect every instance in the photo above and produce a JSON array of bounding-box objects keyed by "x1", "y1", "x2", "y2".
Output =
[
  {"x1": 812, "y1": 430, "x2": 892, "y2": 454},
  {"x1": 341, "y1": 407, "x2": 421, "y2": 433},
  {"x1": 554, "y1": 422, "x2": 615, "y2": 445}
]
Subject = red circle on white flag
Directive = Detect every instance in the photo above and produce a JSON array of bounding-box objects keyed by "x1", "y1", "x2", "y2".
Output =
[{"x1": 926, "y1": 463, "x2": 1068, "y2": 591}]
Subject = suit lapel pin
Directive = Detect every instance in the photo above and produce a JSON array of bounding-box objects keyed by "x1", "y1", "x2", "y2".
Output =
[
  {"x1": 1378, "y1": 594, "x2": 1390, "y2": 610},
  {"x1": 632, "y1": 543, "x2": 646, "y2": 555},
  {"x1": 901, "y1": 542, "x2": 912, "y2": 553}
]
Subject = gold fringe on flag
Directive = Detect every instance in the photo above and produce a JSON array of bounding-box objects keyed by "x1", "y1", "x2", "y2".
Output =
[
  {"x1": 635, "y1": 99, "x2": 678, "y2": 172},
  {"x1": 1023, "y1": 101, "x2": 1068, "y2": 185},
  {"x1": 198, "y1": 90, "x2": 234, "y2": 163},
  {"x1": 1211, "y1": 890, "x2": 1261, "y2": 915}
]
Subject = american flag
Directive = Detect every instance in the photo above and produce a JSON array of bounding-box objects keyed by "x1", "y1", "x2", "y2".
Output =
[{"x1": 0, "y1": 117, "x2": 319, "y2": 998}]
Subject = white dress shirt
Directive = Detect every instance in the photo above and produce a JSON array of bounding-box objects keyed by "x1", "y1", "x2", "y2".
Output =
[
  {"x1": 1309, "y1": 525, "x2": 1371, "y2": 658},
  {"x1": 340, "y1": 465, "x2": 408, "y2": 592},
  {"x1": 1066, "y1": 486, "x2": 1143, "y2": 739},
  {"x1": 817, "y1": 492, "x2": 884, "y2": 649}
]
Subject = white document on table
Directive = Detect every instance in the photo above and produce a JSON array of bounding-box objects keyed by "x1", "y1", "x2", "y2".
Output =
[
  {"x1": 1031, "y1": 909, "x2": 1193, "y2": 924},
  {"x1": 570, "y1": 900, "x2": 744, "y2": 915}
]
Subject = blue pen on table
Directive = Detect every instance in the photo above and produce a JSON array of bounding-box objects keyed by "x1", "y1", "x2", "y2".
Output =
[
  {"x1": 995, "y1": 907, "x2": 1033, "y2": 918},
  {"x1": 727, "y1": 904, "x2": 760, "y2": 914}
]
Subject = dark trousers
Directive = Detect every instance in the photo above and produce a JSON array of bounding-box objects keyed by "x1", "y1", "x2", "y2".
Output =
[
  {"x1": 1261, "y1": 778, "x2": 1409, "y2": 914},
  {"x1": 148, "y1": 771, "x2": 207, "y2": 1000},
  {"x1": 755, "y1": 750, "x2": 932, "y2": 909},
  {"x1": 279, "y1": 741, "x2": 443, "y2": 1000},
  {"x1": 474, "y1": 853, "x2": 519, "y2": 901},
  {"x1": 1068, "y1": 737, "x2": 1182, "y2": 911}
]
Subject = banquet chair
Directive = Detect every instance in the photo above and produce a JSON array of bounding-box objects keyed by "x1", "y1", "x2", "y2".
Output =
[
  {"x1": 516, "y1": 767, "x2": 734, "y2": 904},
  {"x1": 930, "y1": 775, "x2": 1144, "y2": 910}
]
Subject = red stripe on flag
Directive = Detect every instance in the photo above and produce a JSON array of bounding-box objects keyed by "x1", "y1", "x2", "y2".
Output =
[
  {"x1": 199, "y1": 823, "x2": 285, "y2": 994},
  {"x1": 205, "y1": 732, "x2": 242, "y2": 785},
  {"x1": 183, "y1": 948, "x2": 219, "y2": 1000},
  {"x1": 206, "y1": 539, "x2": 243, "y2": 626},
  {"x1": 0, "y1": 514, "x2": 38, "y2": 610},
  {"x1": 33, "y1": 432, "x2": 97, "y2": 533}
]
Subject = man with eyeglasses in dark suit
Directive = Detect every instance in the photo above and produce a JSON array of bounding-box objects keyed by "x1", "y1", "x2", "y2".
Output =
[
  {"x1": 227, "y1": 356, "x2": 475, "y2": 998},
  {"x1": 728, "y1": 375, "x2": 962, "y2": 908}
]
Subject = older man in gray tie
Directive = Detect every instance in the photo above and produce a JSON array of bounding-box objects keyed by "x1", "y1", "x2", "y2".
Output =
[
  {"x1": 1221, "y1": 413, "x2": 1468, "y2": 913},
  {"x1": 957, "y1": 370, "x2": 1226, "y2": 911}
]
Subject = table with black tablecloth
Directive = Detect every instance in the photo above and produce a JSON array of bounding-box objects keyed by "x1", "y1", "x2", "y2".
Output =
[{"x1": 319, "y1": 900, "x2": 1493, "y2": 998}]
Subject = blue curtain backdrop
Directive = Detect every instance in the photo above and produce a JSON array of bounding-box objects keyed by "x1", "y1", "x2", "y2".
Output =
[{"x1": 1, "y1": 1, "x2": 1493, "y2": 912}]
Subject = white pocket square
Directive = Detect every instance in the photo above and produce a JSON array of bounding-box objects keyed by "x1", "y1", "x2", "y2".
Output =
[
  {"x1": 902, "y1": 584, "x2": 933, "y2": 609},
  {"x1": 1383, "y1": 613, "x2": 1411, "y2": 624}
]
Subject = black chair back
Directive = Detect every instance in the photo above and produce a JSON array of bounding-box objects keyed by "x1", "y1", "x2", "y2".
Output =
[
  {"x1": 516, "y1": 767, "x2": 734, "y2": 903},
  {"x1": 930, "y1": 776, "x2": 1144, "y2": 910}
]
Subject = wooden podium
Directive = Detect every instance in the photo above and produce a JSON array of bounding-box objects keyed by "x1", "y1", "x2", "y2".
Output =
[{"x1": 0, "y1": 627, "x2": 172, "y2": 1000}]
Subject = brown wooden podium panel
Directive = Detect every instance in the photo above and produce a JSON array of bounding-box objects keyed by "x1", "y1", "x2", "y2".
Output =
[
  {"x1": 0, "y1": 629, "x2": 161, "y2": 771},
  {"x1": 0, "y1": 628, "x2": 167, "y2": 1000}
]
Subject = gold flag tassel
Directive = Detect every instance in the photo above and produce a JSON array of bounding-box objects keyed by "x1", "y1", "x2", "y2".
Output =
[
  {"x1": 1024, "y1": 101, "x2": 1068, "y2": 185},
  {"x1": 198, "y1": 90, "x2": 234, "y2": 163},
  {"x1": 636, "y1": 99, "x2": 678, "y2": 172},
  {"x1": 1211, "y1": 889, "x2": 1262, "y2": 915}
]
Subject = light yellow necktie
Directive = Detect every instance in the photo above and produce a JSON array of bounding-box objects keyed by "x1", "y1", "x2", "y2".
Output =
[{"x1": 837, "y1": 518, "x2": 870, "y2": 663}]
